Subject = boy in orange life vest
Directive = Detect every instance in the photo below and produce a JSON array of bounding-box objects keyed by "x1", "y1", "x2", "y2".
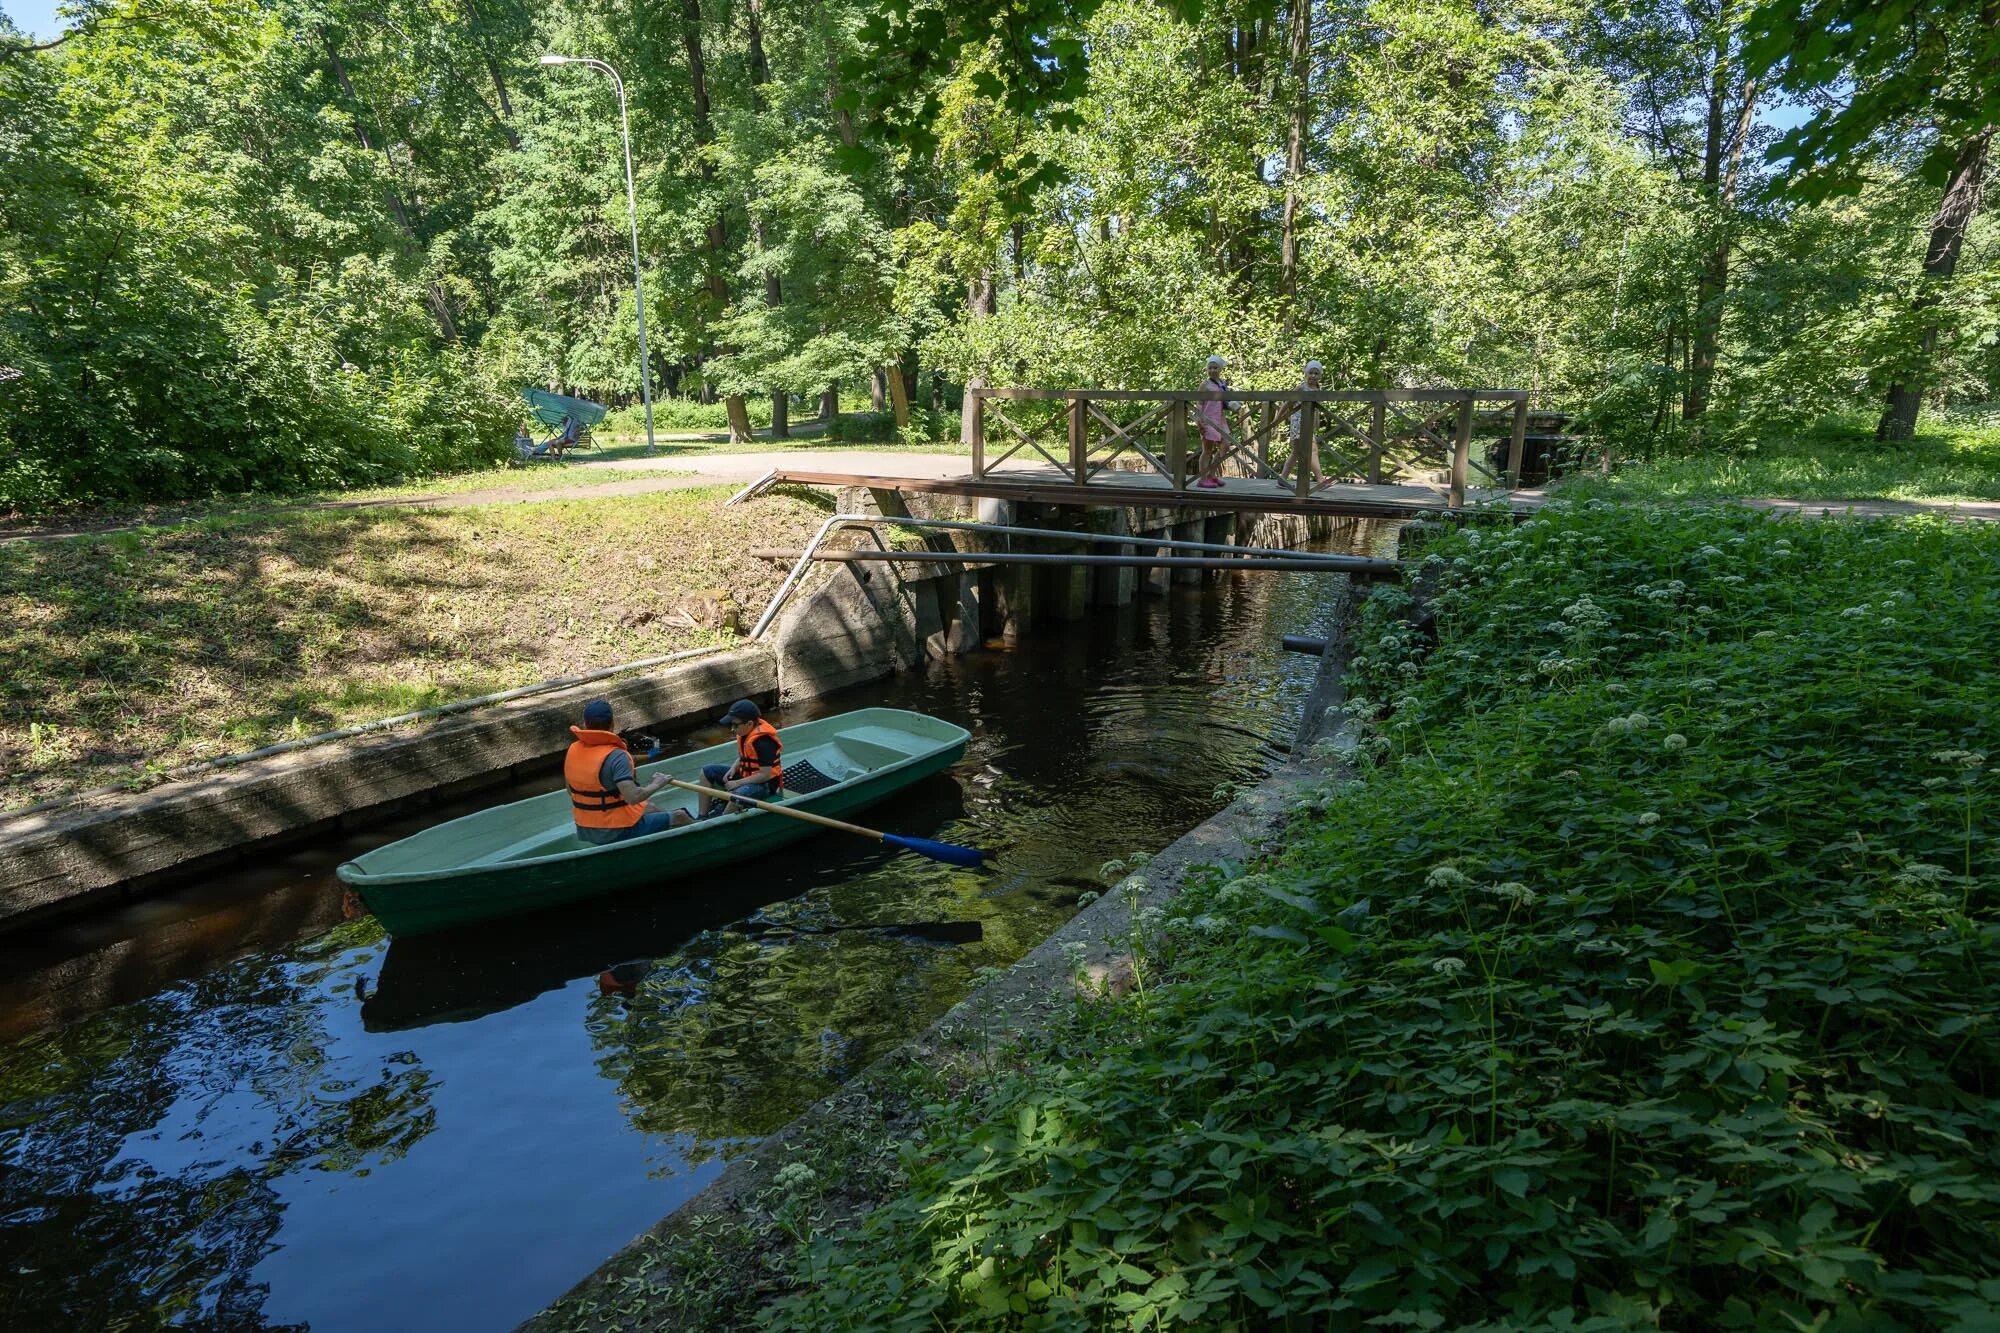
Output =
[
  {"x1": 698, "y1": 698, "x2": 782, "y2": 819},
  {"x1": 565, "y1": 699, "x2": 688, "y2": 844}
]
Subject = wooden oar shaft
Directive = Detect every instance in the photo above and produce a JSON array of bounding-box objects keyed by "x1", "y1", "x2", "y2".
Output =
[{"x1": 660, "y1": 776, "x2": 887, "y2": 842}]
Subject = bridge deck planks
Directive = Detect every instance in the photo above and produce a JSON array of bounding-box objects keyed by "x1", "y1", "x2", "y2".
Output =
[{"x1": 769, "y1": 464, "x2": 1539, "y2": 520}]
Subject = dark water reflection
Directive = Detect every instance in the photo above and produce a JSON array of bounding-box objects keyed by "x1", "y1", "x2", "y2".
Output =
[{"x1": 0, "y1": 549, "x2": 1366, "y2": 1331}]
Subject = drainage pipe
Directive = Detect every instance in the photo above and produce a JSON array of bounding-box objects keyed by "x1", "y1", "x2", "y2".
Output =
[
  {"x1": 750, "y1": 549, "x2": 1399, "y2": 576},
  {"x1": 852, "y1": 511, "x2": 1364, "y2": 562},
  {"x1": 746, "y1": 511, "x2": 1391, "y2": 640}
]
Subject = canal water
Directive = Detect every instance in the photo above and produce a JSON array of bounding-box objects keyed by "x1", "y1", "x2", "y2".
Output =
[{"x1": 0, "y1": 550, "x2": 1364, "y2": 1332}]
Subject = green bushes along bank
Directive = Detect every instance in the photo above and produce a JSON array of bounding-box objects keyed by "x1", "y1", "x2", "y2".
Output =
[{"x1": 773, "y1": 500, "x2": 2000, "y2": 1329}]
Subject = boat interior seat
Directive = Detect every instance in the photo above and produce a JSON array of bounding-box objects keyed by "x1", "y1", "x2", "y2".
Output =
[
  {"x1": 781, "y1": 742, "x2": 864, "y2": 787},
  {"x1": 471, "y1": 827, "x2": 590, "y2": 865}
]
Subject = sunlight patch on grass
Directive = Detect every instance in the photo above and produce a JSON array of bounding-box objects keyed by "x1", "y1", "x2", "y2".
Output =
[{"x1": 0, "y1": 486, "x2": 833, "y2": 811}]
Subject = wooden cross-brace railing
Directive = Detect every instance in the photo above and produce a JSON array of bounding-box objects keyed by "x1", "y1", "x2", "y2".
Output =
[{"x1": 962, "y1": 386, "x2": 1532, "y2": 507}]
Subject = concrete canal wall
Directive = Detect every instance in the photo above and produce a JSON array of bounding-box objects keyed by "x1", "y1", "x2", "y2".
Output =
[
  {"x1": 0, "y1": 497, "x2": 1364, "y2": 933},
  {"x1": 0, "y1": 652, "x2": 775, "y2": 930}
]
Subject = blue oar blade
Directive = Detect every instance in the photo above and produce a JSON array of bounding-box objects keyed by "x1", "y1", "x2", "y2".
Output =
[{"x1": 882, "y1": 833, "x2": 988, "y2": 868}]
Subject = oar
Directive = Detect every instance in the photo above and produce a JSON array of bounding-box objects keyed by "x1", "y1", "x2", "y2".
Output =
[{"x1": 656, "y1": 775, "x2": 989, "y2": 869}]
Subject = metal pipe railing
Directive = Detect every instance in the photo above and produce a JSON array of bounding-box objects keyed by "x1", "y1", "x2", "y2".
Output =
[
  {"x1": 746, "y1": 511, "x2": 1397, "y2": 640},
  {"x1": 750, "y1": 548, "x2": 1397, "y2": 575}
]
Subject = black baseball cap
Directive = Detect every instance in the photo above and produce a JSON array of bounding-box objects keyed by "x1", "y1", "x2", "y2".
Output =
[
  {"x1": 582, "y1": 699, "x2": 614, "y2": 727},
  {"x1": 718, "y1": 699, "x2": 761, "y2": 725}
]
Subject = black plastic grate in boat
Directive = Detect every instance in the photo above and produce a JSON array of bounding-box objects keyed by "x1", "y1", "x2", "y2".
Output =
[{"x1": 780, "y1": 760, "x2": 839, "y2": 795}]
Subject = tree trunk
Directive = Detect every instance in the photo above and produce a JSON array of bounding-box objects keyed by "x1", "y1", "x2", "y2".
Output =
[
  {"x1": 1278, "y1": 0, "x2": 1311, "y2": 325},
  {"x1": 746, "y1": 0, "x2": 771, "y2": 98},
  {"x1": 453, "y1": 0, "x2": 518, "y2": 148},
  {"x1": 683, "y1": 0, "x2": 750, "y2": 442},
  {"x1": 870, "y1": 368, "x2": 886, "y2": 411},
  {"x1": 885, "y1": 363, "x2": 910, "y2": 431},
  {"x1": 827, "y1": 51, "x2": 859, "y2": 149},
  {"x1": 1685, "y1": 29, "x2": 1754, "y2": 427},
  {"x1": 747, "y1": 0, "x2": 786, "y2": 438},
  {"x1": 725, "y1": 396, "x2": 754, "y2": 442},
  {"x1": 1878, "y1": 123, "x2": 1994, "y2": 440},
  {"x1": 821, "y1": 384, "x2": 838, "y2": 421},
  {"x1": 324, "y1": 34, "x2": 458, "y2": 341}
]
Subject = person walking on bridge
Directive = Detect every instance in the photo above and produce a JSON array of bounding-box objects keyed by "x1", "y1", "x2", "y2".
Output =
[
  {"x1": 564, "y1": 699, "x2": 684, "y2": 843},
  {"x1": 1196, "y1": 355, "x2": 1233, "y2": 489}
]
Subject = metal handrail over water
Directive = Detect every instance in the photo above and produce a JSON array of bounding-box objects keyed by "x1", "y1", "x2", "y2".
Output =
[{"x1": 747, "y1": 512, "x2": 1400, "y2": 640}]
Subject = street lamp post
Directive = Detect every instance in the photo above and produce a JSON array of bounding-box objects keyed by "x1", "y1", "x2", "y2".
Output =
[{"x1": 539, "y1": 54, "x2": 656, "y2": 454}]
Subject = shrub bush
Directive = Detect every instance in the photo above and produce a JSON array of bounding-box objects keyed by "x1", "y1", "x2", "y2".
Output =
[
  {"x1": 599, "y1": 397, "x2": 777, "y2": 435},
  {"x1": 827, "y1": 410, "x2": 898, "y2": 442},
  {"x1": 0, "y1": 289, "x2": 515, "y2": 515}
]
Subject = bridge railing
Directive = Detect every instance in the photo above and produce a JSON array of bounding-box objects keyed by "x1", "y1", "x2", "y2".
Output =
[{"x1": 961, "y1": 387, "x2": 1532, "y2": 507}]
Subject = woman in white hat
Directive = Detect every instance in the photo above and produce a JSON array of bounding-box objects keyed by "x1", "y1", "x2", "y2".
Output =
[{"x1": 1194, "y1": 355, "x2": 1232, "y2": 488}]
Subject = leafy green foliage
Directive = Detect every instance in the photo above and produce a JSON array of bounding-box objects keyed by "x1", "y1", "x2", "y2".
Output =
[
  {"x1": 769, "y1": 501, "x2": 2000, "y2": 1328},
  {"x1": 1741, "y1": 0, "x2": 2000, "y2": 197},
  {"x1": 4, "y1": 0, "x2": 1999, "y2": 510},
  {"x1": 0, "y1": 0, "x2": 518, "y2": 512}
]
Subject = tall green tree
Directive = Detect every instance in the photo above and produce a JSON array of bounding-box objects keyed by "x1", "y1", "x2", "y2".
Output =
[{"x1": 1743, "y1": 0, "x2": 2000, "y2": 438}]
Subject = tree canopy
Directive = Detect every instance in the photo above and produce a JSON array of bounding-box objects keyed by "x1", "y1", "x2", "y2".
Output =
[{"x1": 1, "y1": 0, "x2": 1995, "y2": 510}]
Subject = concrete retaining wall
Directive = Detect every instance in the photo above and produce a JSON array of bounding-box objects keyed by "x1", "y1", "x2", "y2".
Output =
[{"x1": 0, "y1": 650, "x2": 774, "y2": 932}]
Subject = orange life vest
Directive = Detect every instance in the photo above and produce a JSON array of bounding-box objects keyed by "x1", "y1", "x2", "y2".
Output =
[
  {"x1": 732, "y1": 719, "x2": 783, "y2": 787},
  {"x1": 564, "y1": 727, "x2": 646, "y2": 829}
]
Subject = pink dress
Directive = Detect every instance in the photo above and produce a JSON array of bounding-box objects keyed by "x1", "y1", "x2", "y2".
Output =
[{"x1": 1197, "y1": 378, "x2": 1230, "y2": 443}]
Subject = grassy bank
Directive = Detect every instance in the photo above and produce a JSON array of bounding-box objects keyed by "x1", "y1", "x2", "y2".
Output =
[
  {"x1": 752, "y1": 500, "x2": 1999, "y2": 1328},
  {"x1": 0, "y1": 486, "x2": 835, "y2": 812},
  {"x1": 0, "y1": 465, "x2": 683, "y2": 537},
  {"x1": 1579, "y1": 405, "x2": 2000, "y2": 503}
]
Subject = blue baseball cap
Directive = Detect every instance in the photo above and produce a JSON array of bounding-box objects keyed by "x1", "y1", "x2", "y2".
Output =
[
  {"x1": 582, "y1": 699, "x2": 614, "y2": 727},
  {"x1": 718, "y1": 699, "x2": 761, "y2": 725}
]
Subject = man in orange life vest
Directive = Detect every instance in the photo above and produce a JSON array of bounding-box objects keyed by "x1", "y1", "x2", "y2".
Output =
[
  {"x1": 697, "y1": 698, "x2": 783, "y2": 819},
  {"x1": 565, "y1": 699, "x2": 687, "y2": 843}
]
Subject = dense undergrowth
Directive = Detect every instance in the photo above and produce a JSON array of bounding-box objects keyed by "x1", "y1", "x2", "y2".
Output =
[{"x1": 770, "y1": 500, "x2": 2000, "y2": 1329}]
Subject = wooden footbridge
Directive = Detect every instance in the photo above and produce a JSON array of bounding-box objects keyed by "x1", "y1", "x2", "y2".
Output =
[{"x1": 755, "y1": 386, "x2": 1545, "y2": 520}]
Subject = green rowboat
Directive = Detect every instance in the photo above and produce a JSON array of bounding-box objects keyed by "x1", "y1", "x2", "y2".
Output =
[{"x1": 337, "y1": 707, "x2": 970, "y2": 937}]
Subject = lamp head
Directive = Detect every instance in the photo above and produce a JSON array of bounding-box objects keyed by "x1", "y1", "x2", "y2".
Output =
[{"x1": 538, "y1": 54, "x2": 572, "y2": 65}]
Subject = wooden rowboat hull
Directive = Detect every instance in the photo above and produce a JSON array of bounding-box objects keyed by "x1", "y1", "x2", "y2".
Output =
[{"x1": 336, "y1": 708, "x2": 970, "y2": 937}]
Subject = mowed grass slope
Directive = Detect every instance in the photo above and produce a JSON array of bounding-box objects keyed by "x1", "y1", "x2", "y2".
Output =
[{"x1": 0, "y1": 486, "x2": 833, "y2": 811}]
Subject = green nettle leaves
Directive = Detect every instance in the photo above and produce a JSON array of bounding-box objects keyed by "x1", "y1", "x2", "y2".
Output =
[{"x1": 768, "y1": 502, "x2": 2000, "y2": 1329}]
